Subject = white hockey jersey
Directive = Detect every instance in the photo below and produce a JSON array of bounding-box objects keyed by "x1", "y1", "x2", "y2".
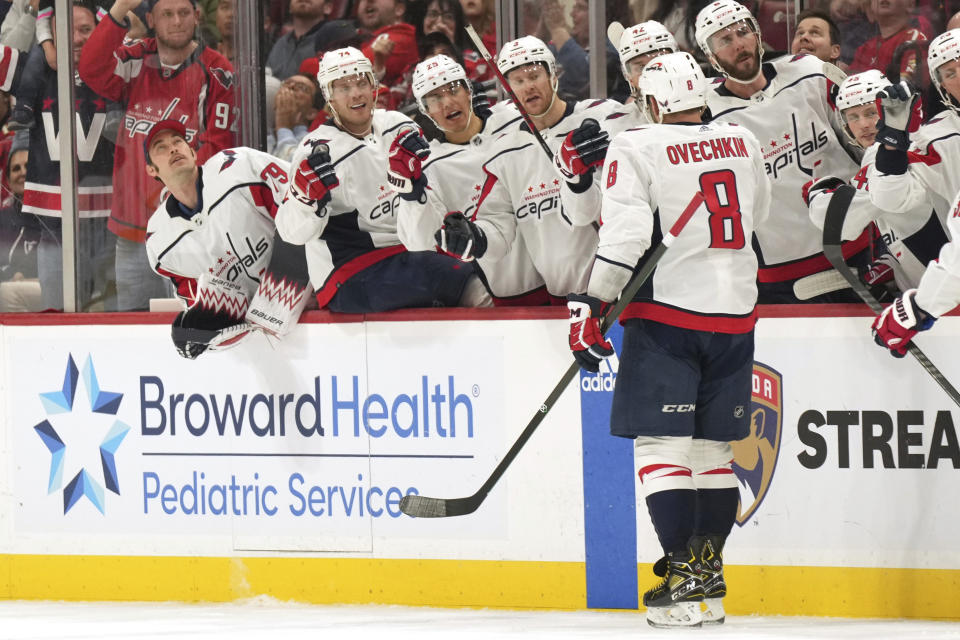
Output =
[
  {"x1": 915, "y1": 190, "x2": 960, "y2": 317},
  {"x1": 396, "y1": 104, "x2": 549, "y2": 302},
  {"x1": 707, "y1": 53, "x2": 862, "y2": 282},
  {"x1": 558, "y1": 104, "x2": 650, "y2": 227},
  {"x1": 867, "y1": 110, "x2": 960, "y2": 229},
  {"x1": 276, "y1": 109, "x2": 415, "y2": 306},
  {"x1": 474, "y1": 99, "x2": 619, "y2": 297},
  {"x1": 590, "y1": 120, "x2": 770, "y2": 333},
  {"x1": 809, "y1": 144, "x2": 947, "y2": 288},
  {"x1": 145, "y1": 147, "x2": 288, "y2": 318}
]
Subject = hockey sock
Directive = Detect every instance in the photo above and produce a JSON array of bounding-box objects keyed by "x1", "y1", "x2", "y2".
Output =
[
  {"x1": 645, "y1": 489, "x2": 696, "y2": 555},
  {"x1": 694, "y1": 487, "x2": 739, "y2": 539}
]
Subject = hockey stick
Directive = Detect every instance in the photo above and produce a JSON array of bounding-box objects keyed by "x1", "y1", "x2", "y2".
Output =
[
  {"x1": 822, "y1": 185, "x2": 960, "y2": 408},
  {"x1": 400, "y1": 191, "x2": 706, "y2": 518},
  {"x1": 464, "y1": 25, "x2": 555, "y2": 161},
  {"x1": 792, "y1": 269, "x2": 850, "y2": 300},
  {"x1": 607, "y1": 21, "x2": 625, "y2": 50}
]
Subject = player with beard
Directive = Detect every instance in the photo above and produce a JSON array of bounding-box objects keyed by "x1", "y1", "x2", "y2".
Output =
[
  {"x1": 434, "y1": 36, "x2": 617, "y2": 300},
  {"x1": 554, "y1": 21, "x2": 677, "y2": 227},
  {"x1": 393, "y1": 55, "x2": 551, "y2": 304},
  {"x1": 275, "y1": 47, "x2": 490, "y2": 312},
  {"x1": 806, "y1": 70, "x2": 947, "y2": 298},
  {"x1": 79, "y1": 0, "x2": 237, "y2": 311},
  {"x1": 695, "y1": 0, "x2": 863, "y2": 303}
]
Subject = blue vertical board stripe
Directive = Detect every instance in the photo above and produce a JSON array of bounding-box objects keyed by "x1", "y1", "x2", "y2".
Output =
[{"x1": 578, "y1": 322, "x2": 638, "y2": 609}]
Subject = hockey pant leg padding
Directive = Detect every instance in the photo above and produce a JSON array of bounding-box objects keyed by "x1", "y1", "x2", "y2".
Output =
[
  {"x1": 690, "y1": 439, "x2": 738, "y2": 490},
  {"x1": 635, "y1": 436, "x2": 695, "y2": 496}
]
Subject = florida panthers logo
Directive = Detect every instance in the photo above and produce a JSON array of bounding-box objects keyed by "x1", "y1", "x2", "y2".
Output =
[
  {"x1": 730, "y1": 363, "x2": 783, "y2": 525},
  {"x1": 210, "y1": 67, "x2": 234, "y2": 90}
]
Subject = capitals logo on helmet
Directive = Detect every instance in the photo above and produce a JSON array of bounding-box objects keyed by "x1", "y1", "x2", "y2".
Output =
[
  {"x1": 835, "y1": 70, "x2": 889, "y2": 147},
  {"x1": 317, "y1": 46, "x2": 375, "y2": 101},
  {"x1": 695, "y1": 0, "x2": 764, "y2": 80},
  {"x1": 496, "y1": 36, "x2": 557, "y2": 78},
  {"x1": 618, "y1": 21, "x2": 677, "y2": 81},
  {"x1": 929, "y1": 29, "x2": 960, "y2": 114},
  {"x1": 637, "y1": 51, "x2": 707, "y2": 122},
  {"x1": 412, "y1": 54, "x2": 469, "y2": 111}
]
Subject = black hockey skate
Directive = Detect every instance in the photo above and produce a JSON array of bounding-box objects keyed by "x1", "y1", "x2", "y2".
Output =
[
  {"x1": 643, "y1": 545, "x2": 704, "y2": 628},
  {"x1": 693, "y1": 534, "x2": 727, "y2": 625}
]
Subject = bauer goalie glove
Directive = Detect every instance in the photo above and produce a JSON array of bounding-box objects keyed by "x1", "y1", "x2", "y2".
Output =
[
  {"x1": 435, "y1": 211, "x2": 487, "y2": 261},
  {"x1": 876, "y1": 81, "x2": 923, "y2": 151},
  {"x1": 567, "y1": 294, "x2": 614, "y2": 372},
  {"x1": 172, "y1": 305, "x2": 252, "y2": 360},
  {"x1": 871, "y1": 288, "x2": 936, "y2": 357},
  {"x1": 387, "y1": 127, "x2": 430, "y2": 202}
]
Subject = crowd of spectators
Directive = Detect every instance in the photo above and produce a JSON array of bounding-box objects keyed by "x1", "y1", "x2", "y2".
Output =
[{"x1": 0, "y1": 0, "x2": 958, "y2": 313}]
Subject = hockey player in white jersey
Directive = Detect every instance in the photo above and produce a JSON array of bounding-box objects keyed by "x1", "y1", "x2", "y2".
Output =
[
  {"x1": 868, "y1": 30, "x2": 960, "y2": 226},
  {"x1": 871, "y1": 186, "x2": 960, "y2": 356},
  {"x1": 806, "y1": 70, "x2": 947, "y2": 296},
  {"x1": 554, "y1": 21, "x2": 677, "y2": 227},
  {"x1": 695, "y1": 0, "x2": 863, "y2": 303},
  {"x1": 567, "y1": 52, "x2": 770, "y2": 628},
  {"x1": 143, "y1": 121, "x2": 312, "y2": 359},
  {"x1": 435, "y1": 36, "x2": 617, "y2": 299},
  {"x1": 392, "y1": 55, "x2": 547, "y2": 304},
  {"x1": 275, "y1": 47, "x2": 490, "y2": 312}
]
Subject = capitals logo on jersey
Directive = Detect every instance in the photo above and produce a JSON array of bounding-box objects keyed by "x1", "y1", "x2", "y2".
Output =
[
  {"x1": 762, "y1": 112, "x2": 829, "y2": 180},
  {"x1": 731, "y1": 363, "x2": 783, "y2": 525}
]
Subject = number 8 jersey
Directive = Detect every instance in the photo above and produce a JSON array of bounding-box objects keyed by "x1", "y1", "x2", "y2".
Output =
[{"x1": 590, "y1": 120, "x2": 770, "y2": 332}]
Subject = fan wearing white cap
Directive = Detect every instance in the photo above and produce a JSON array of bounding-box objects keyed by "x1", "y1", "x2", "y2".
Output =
[
  {"x1": 571, "y1": 51, "x2": 769, "y2": 629},
  {"x1": 868, "y1": 30, "x2": 960, "y2": 231},
  {"x1": 392, "y1": 55, "x2": 543, "y2": 305},
  {"x1": 431, "y1": 35, "x2": 616, "y2": 301},
  {"x1": 806, "y1": 70, "x2": 946, "y2": 297},
  {"x1": 274, "y1": 46, "x2": 491, "y2": 313},
  {"x1": 554, "y1": 21, "x2": 677, "y2": 228},
  {"x1": 695, "y1": 0, "x2": 862, "y2": 304}
]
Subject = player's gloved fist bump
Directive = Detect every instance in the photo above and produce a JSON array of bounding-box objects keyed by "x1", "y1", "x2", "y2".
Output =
[
  {"x1": 567, "y1": 294, "x2": 614, "y2": 372},
  {"x1": 388, "y1": 127, "x2": 431, "y2": 202},
  {"x1": 801, "y1": 175, "x2": 845, "y2": 206},
  {"x1": 435, "y1": 211, "x2": 487, "y2": 261},
  {"x1": 875, "y1": 81, "x2": 923, "y2": 151},
  {"x1": 871, "y1": 288, "x2": 936, "y2": 357},
  {"x1": 294, "y1": 143, "x2": 339, "y2": 211},
  {"x1": 555, "y1": 118, "x2": 609, "y2": 180}
]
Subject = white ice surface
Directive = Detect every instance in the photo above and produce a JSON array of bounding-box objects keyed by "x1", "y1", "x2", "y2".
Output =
[{"x1": 0, "y1": 600, "x2": 959, "y2": 640}]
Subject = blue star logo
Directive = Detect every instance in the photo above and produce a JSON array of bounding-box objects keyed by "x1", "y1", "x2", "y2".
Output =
[{"x1": 33, "y1": 354, "x2": 130, "y2": 515}]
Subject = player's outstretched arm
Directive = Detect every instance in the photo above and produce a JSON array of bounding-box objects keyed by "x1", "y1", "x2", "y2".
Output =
[{"x1": 276, "y1": 141, "x2": 339, "y2": 245}]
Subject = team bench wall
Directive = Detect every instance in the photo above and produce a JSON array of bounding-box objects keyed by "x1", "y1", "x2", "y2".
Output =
[{"x1": 0, "y1": 305, "x2": 957, "y2": 619}]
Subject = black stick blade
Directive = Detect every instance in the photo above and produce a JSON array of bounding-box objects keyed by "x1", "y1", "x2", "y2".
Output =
[{"x1": 399, "y1": 494, "x2": 481, "y2": 518}]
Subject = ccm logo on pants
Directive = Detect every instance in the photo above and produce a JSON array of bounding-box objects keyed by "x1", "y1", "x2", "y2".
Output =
[{"x1": 661, "y1": 404, "x2": 696, "y2": 413}]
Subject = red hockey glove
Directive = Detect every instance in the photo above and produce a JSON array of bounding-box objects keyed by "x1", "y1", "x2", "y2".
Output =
[
  {"x1": 387, "y1": 127, "x2": 431, "y2": 202},
  {"x1": 872, "y1": 288, "x2": 935, "y2": 358},
  {"x1": 435, "y1": 211, "x2": 487, "y2": 261},
  {"x1": 801, "y1": 176, "x2": 846, "y2": 207},
  {"x1": 293, "y1": 142, "x2": 339, "y2": 211},
  {"x1": 567, "y1": 294, "x2": 614, "y2": 372},
  {"x1": 555, "y1": 118, "x2": 609, "y2": 180},
  {"x1": 875, "y1": 81, "x2": 923, "y2": 151}
]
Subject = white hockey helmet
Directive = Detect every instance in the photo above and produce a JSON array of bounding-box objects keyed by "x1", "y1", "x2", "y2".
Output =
[
  {"x1": 317, "y1": 46, "x2": 375, "y2": 101},
  {"x1": 694, "y1": 0, "x2": 764, "y2": 79},
  {"x1": 618, "y1": 21, "x2": 678, "y2": 82},
  {"x1": 412, "y1": 54, "x2": 470, "y2": 108},
  {"x1": 928, "y1": 29, "x2": 960, "y2": 112},
  {"x1": 835, "y1": 70, "x2": 888, "y2": 146},
  {"x1": 496, "y1": 35, "x2": 557, "y2": 79},
  {"x1": 637, "y1": 51, "x2": 707, "y2": 122}
]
